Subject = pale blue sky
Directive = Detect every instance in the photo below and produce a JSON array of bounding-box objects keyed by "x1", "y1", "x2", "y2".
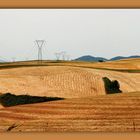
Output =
[{"x1": 0, "y1": 9, "x2": 139, "y2": 61}]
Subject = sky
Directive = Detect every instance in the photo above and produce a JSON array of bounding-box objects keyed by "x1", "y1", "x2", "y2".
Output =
[{"x1": 0, "y1": 9, "x2": 140, "y2": 61}]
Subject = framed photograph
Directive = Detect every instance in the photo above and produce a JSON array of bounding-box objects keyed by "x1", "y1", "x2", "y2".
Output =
[{"x1": 0, "y1": 0, "x2": 140, "y2": 140}]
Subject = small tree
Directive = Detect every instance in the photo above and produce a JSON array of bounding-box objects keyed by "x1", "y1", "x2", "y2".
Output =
[
  {"x1": 98, "y1": 60, "x2": 104, "y2": 62},
  {"x1": 102, "y1": 77, "x2": 122, "y2": 94}
]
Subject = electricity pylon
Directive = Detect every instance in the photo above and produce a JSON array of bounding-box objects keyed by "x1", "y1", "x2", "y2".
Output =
[{"x1": 35, "y1": 40, "x2": 46, "y2": 63}]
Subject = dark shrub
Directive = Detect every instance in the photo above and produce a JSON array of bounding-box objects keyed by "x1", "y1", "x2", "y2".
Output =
[
  {"x1": 98, "y1": 60, "x2": 104, "y2": 62},
  {"x1": 102, "y1": 77, "x2": 122, "y2": 94},
  {"x1": 0, "y1": 93, "x2": 64, "y2": 107}
]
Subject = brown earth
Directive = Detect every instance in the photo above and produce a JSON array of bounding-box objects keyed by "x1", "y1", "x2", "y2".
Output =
[
  {"x1": 0, "y1": 92, "x2": 140, "y2": 132},
  {"x1": 0, "y1": 59, "x2": 140, "y2": 132},
  {"x1": 0, "y1": 105, "x2": 3, "y2": 109}
]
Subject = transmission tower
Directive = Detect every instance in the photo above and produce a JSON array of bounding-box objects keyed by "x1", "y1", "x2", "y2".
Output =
[
  {"x1": 35, "y1": 40, "x2": 46, "y2": 62},
  {"x1": 12, "y1": 57, "x2": 16, "y2": 62},
  {"x1": 61, "y1": 51, "x2": 66, "y2": 60},
  {"x1": 55, "y1": 52, "x2": 61, "y2": 61}
]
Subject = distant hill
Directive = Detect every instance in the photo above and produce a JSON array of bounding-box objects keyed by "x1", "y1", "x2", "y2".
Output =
[
  {"x1": 110, "y1": 55, "x2": 140, "y2": 61},
  {"x1": 0, "y1": 59, "x2": 5, "y2": 63},
  {"x1": 74, "y1": 55, "x2": 107, "y2": 62},
  {"x1": 74, "y1": 55, "x2": 140, "y2": 62}
]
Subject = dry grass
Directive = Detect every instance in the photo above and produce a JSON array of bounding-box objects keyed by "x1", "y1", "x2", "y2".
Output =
[
  {"x1": 0, "y1": 92, "x2": 140, "y2": 132},
  {"x1": 72, "y1": 58, "x2": 140, "y2": 70},
  {"x1": 0, "y1": 66, "x2": 105, "y2": 98},
  {"x1": 0, "y1": 105, "x2": 3, "y2": 109},
  {"x1": 0, "y1": 58, "x2": 140, "y2": 71},
  {"x1": 0, "y1": 59, "x2": 140, "y2": 132},
  {"x1": 0, "y1": 66, "x2": 139, "y2": 98}
]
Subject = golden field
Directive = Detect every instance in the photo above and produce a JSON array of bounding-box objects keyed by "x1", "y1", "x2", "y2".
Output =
[
  {"x1": 0, "y1": 92, "x2": 140, "y2": 132},
  {"x1": 0, "y1": 58, "x2": 140, "y2": 132},
  {"x1": 0, "y1": 66, "x2": 139, "y2": 98}
]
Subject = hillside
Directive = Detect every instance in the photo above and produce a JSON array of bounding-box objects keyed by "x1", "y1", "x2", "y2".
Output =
[
  {"x1": 0, "y1": 60, "x2": 139, "y2": 132},
  {"x1": 0, "y1": 66, "x2": 139, "y2": 98},
  {"x1": 0, "y1": 105, "x2": 3, "y2": 109},
  {"x1": 0, "y1": 92, "x2": 140, "y2": 132},
  {"x1": 65, "y1": 58, "x2": 140, "y2": 71},
  {"x1": 0, "y1": 58, "x2": 139, "y2": 71}
]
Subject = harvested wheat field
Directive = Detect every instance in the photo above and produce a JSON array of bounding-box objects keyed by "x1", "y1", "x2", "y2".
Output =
[
  {"x1": 0, "y1": 58, "x2": 140, "y2": 71},
  {"x1": 0, "y1": 92, "x2": 140, "y2": 132},
  {"x1": 0, "y1": 60, "x2": 140, "y2": 132},
  {"x1": 0, "y1": 66, "x2": 139, "y2": 98},
  {"x1": 47, "y1": 58, "x2": 140, "y2": 70},
  {"x1": 94, "y1": 58, "x2": 140, "y2": 70},
  {"x1": 0, "y1": 105, "x2": 3, "y2": 109},
  {"x1": 78, "y1": 58, "x2": 140, "y2": 70}
]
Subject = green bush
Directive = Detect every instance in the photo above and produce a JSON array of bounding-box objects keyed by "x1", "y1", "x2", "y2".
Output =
[
  {"x1": 0, "y1": 93, "x2": 64, "y2": 107},
  {"x1": 102, "y1": 77, "x2": 122, "y2": 94}
]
